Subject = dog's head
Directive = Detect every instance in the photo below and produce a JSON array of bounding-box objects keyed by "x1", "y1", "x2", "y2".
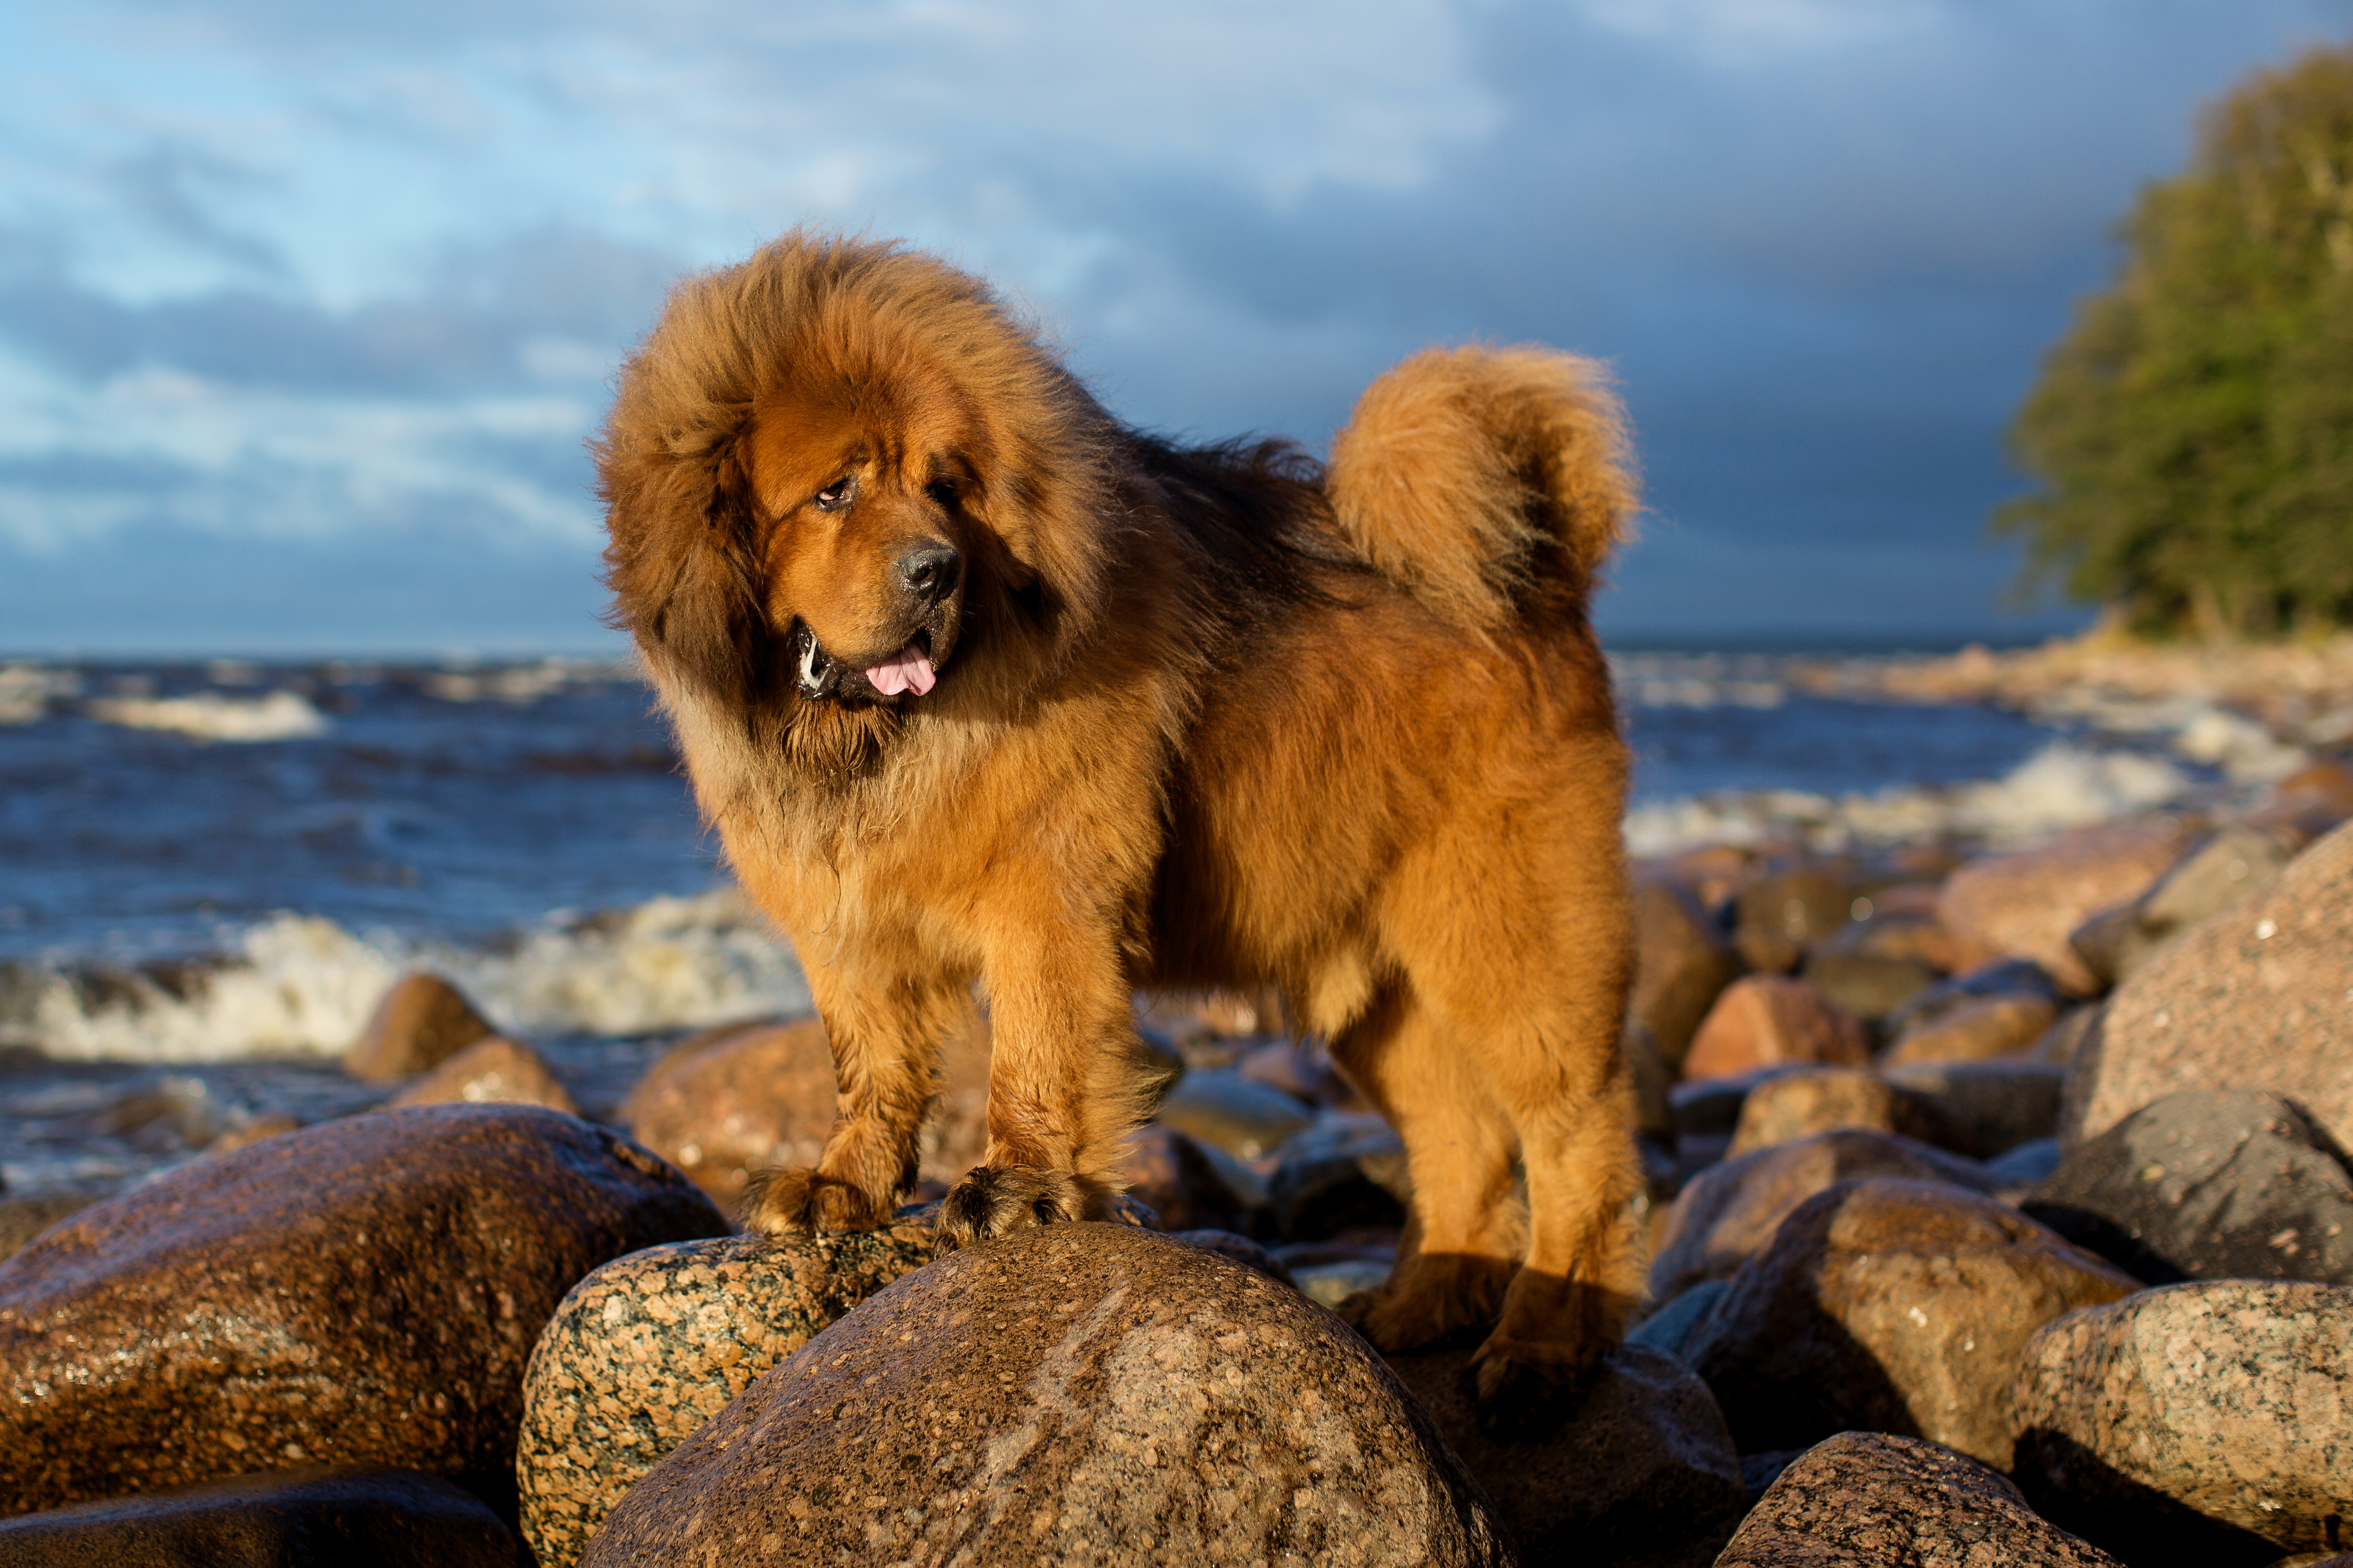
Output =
[{"x1": 597, "y1": 234, "x2": 1117, "y2": 777}]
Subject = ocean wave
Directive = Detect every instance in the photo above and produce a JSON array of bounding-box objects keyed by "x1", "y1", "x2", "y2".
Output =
[
  {"x1": 2, "y1": 887, "x2": 811, "y2": 1063},
  {"x1": 85, "y1": 690, "x2": 331, "y2": 742},
  {"x1": 1622, "y1": 740, "x2": 2196, "y2": 859}
]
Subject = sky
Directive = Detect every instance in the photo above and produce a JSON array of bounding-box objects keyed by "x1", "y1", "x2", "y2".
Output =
[{"x1": 2, "y1": 1, "x2": 2349, "y2": 655}]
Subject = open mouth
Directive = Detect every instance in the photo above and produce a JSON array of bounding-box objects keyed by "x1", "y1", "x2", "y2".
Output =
[{"x1": 794, "y1": 624, "x2": 937, "y2": 702}]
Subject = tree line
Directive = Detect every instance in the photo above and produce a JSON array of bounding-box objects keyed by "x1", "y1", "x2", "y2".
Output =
[{"x1": 2000, "y1": 41, "x2": 2353, "y2": 639}]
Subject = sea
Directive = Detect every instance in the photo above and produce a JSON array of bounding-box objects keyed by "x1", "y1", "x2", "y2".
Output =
[{"x1": 0, "y1": 647, "x2": 2287, "y2": 1199}]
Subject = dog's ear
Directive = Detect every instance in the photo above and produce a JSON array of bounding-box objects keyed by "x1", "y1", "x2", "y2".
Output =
[{"x1": 605, "y1": 435, "x2": 778, "y2": 707}]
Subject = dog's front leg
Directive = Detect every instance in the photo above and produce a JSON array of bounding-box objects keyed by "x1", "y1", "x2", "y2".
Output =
[
  {"x1": 740, "y1": 964, "x2": 968, "y2": 1235},
  {"x1": 936, "y1": 920, "x2": 1142, "y2": 1248}
]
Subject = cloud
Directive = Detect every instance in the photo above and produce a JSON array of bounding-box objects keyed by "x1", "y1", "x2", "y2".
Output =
[{"x1": 4, "y1": 0, "x2": 2351, "y2": 647}]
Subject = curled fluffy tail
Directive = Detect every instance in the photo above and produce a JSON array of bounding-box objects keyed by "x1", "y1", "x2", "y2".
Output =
[{"x1": 1325, "y1": 345, "x2": 1636, "y2": 631}]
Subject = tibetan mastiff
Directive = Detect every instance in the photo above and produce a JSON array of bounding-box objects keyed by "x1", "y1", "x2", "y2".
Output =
[{"x1": 598, "y1": 232, "x2": 1641, "y2": 1415}]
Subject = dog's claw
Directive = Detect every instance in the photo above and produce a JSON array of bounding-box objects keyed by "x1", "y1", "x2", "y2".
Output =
[
  {"x1": 936, "y1": 1164, "x2": 1086, "y2": 1248},
  {"x1": 739, "y1": 1166, "x2": 895, "y2": 1235}
]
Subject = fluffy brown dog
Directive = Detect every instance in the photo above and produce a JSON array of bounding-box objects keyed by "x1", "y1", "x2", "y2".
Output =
[{"x1": 599, "y1": 233, "x2": 1641, "y2": 1414}]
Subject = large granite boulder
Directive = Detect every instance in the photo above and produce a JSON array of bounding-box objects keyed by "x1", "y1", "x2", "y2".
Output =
[
  {"x1": 2025, "y1": 1089, "x2": 2353, "y2": 1285},
  {"x1": 1715, "y1": 1431, "x2": 2123, "y2": 1566},
  {"x1": 2064, "y1": 819, "x2": 2353, "y2": 1151},
  {"x1": 517, "y1": 1217, "x2": 939, "y2": 1567},
  {"x1": 1649, "y1": 1129, "x2": 2002, "y2": 1302},
  {"x1": 0, "y1": 1104, "x2": 726, "y2": 1515},
  {"x1": 580, "y1": 1225, "x2": 1512, "y2": 1566},
  {"x1": 1386, "y1": 1342, "x2": 1744, "y2": 1568},
  {"x1": 1684, "y1": 1177, "x2": 2138, "y2": 1468},
  {"x1": 1684, "y1": 977, "x2": 1868, "y2": 1082},
  {"x1": 2012, "y1": 1280, "x2": 2353, "y2": 1564},
  {"x1": 0, "y1": 1469, "x2": 518, "y2": 1567}
]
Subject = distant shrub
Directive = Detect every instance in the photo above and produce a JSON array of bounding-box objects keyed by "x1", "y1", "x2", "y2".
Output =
[{"x1": 1999, "y1": 42, "x2": 2353, "y2": 638}]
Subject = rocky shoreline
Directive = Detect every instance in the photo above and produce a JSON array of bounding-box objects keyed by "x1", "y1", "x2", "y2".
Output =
[{"x1": 2, "y1": 753, "x2": 2350, "y2": 1564}]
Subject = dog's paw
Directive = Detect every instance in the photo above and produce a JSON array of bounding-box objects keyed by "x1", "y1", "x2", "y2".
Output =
[
  {"x1": 739, "y1": 1166, "x2": 894, "y2": 1235},
  {"x1": 1468, "y1": 1331, "x2": 1600, "y2": 1437},
  {"x1": 936, "y1": 1164, "x2": 1085, "y2": 1248}
]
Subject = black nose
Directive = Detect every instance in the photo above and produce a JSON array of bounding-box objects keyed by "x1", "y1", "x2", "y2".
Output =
[{"x1": 896, "y1": 543, "x2": 960, "y2": 603}]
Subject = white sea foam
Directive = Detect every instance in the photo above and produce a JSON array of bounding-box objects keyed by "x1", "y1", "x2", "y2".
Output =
[
  {"x1": 1622, "y1": 740, "x2": 2195, "y2": 859},
  {"x1": 6, "y1": 887, "x2": 811, "y2": 1063},
  {"x1": 86, "y1": 689, "x2": 331, "y2": 742},
  {"x1": 0, "y1": 662, "x2": 79, "y2": 724}
]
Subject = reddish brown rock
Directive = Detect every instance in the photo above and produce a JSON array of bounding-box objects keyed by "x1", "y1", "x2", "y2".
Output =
[
  {"x1": 386, "y1": 1036, "x2": 578, "y2": 1116},
  {"x1": 1935, "y1": 820, "x2": 2192, "y2": 995},
  {"x1": 1716, "y1": 1431, "x2": 2124, "y2": 1567},
  {"x1": 1883, "y1": 991, "x2": 2058, "y2": 1064},
  {"x1": 0, "y1": 1104, "x2": 727, "y2": 1515},
  {"x1": 1684, "y1": 976, "x2": 1870, "y2": 1083},
  {"x1": 0, "y1": 1197, "x2": 95, "y2": 1265},
  {"x1": 2065, "y1": 818, "x2": 2353, "y2": 1152},
  {"x1": 518, "y1": 1219, "x2": 940, "y2": 1567},
  {"x1": 1387, "y1": 1342, "x2": 1744, "y2": 1568},
  {"x1": 1649, "y1": 1129, "x2": 2003, "y2": 1303},
  {"x1": 345, "y1": 973, "x2": 497, "y2": 1083},
  {"x1": 581, "y1": 1225, "x2": 1510, "y2": 1567},
  {"x1": 2251, "y1": 756, "x2": 2353, "y2": 839},
  {"x1": 620, "y1": 1018, "x2": 837, "y2": 1207},
  {"x1": 0, "y1": 1468, "x2": 519, "y2": 1567},
  {"x1": 2013, "y1": 1281, "x2": 2353, "y2": 1562},
  {"x1": 1685, "y1": 1177, "x2": 2137, "y2": 1468},
  {"x1": 1630, "y1": 879, "x2": 1746, "y2": 1069}
]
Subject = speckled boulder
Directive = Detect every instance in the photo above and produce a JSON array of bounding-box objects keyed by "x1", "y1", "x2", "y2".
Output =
[
  {"x1": 0, "y1": 1468, "x2": 518, "y2": 1566},
  {"x1": 1685, "y1": 1177, "x2": 2137, "y2": 1468},
  {"x1": 2012, "y1": 1280, "x2": 2353, "y2": 1562},
  {"x1": 0, "y1": 1104, "x2": 727, "y2": 1515},
  {"x1": 1684, "y1": 976, "x2": 1869, "y2": 1082},
  {"x1": 346, "y1": 973, "x2": 497, "y2": 1083},
  {"x1": 1726, "y1": 1067, "x2": 1916, "y2": 1156},
  {"x1": 2064, "y1": 818, "x2": 2353, "y2": 1152},
  {"x1": 1386, "y1": 1342, "x2": 1743, "y2": 1568},
  {"x1": 1716, "y1": 1431, "x2": 2123, "y2": 1566},
  {"x1": 516, "y1": 1217, "x2": 940, "y2": 1567},
  {"x1": 1649, "y1": 1129, "x2": 2001, "y2": 1302},
  {"x1": 387, "y1": 1035, "x2": 579, "y2": 1116},
  {"x1": 2024, "y1": 1089, "x2": 2353, "y2": 1285},
  {"x1": 580, "y1": 1224, "x2": 1512, "y2": 1567}
]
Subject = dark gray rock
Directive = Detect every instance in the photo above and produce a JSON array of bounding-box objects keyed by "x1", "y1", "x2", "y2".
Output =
[
  {"x1": 2024, "y1": 1090, "x2": 2353, "y2": 1285},
  {"x1": 1880, "y1": 1058, "x2": 2068, "y2": 1158},
  {"x1": 1715, "y1": 1431, "x2": 2124, "y2": 1566},
  {"x1": 1626, "y1": 1280, "x2": 1729, "y2": 1361},
  {"x1": 0, "y1": 1469, "x2": 516, "y2": 1567},
  {"x1": 1267, "y1": 1113, "x2": 1411, "y2": 1241},
  {"x1": 1384, "y1": 1342, "x2": 1745, "y2": 1568},
  {"x1": 580, "y1": 1224, "x2": 1512, "y2": 1566},
  {"x1": 1804, "y1": 951, "x2": 1938, "y2": 1029},
  {"x1": 1154, "y1": 1068, "x2": 1314, "y2": 1160}
]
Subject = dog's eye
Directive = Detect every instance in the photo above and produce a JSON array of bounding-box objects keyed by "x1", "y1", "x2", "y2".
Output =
[
  {"x1": 926, "y1": 480, "x2": 957, "y2": 510},
  {"x1": 813, "y1": 476, "x2": 856, "y2": 511}
]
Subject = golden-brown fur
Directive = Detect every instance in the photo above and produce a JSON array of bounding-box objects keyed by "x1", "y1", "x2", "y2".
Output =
[{"x1": 597, "y1": 232, "x2": 1643, "y2": 1418}]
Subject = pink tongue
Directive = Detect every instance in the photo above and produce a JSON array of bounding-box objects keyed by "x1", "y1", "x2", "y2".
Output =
[{"x1": 866, "y1": 645, "x2": 936, "y2": 697}]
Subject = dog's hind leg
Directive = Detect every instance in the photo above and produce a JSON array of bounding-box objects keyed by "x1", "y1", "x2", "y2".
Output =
[
  {"x1": 740, "y1": 968, "x2": 970, "y2": 1235},
  {"x1": 1329, "y1": 984, "x2": 1527, "y2": 1352}
]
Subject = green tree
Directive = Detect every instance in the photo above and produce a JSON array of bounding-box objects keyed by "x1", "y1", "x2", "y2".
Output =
[{"x1": 1999, "y1": 43, "x2": 2353, "y2": 638}]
